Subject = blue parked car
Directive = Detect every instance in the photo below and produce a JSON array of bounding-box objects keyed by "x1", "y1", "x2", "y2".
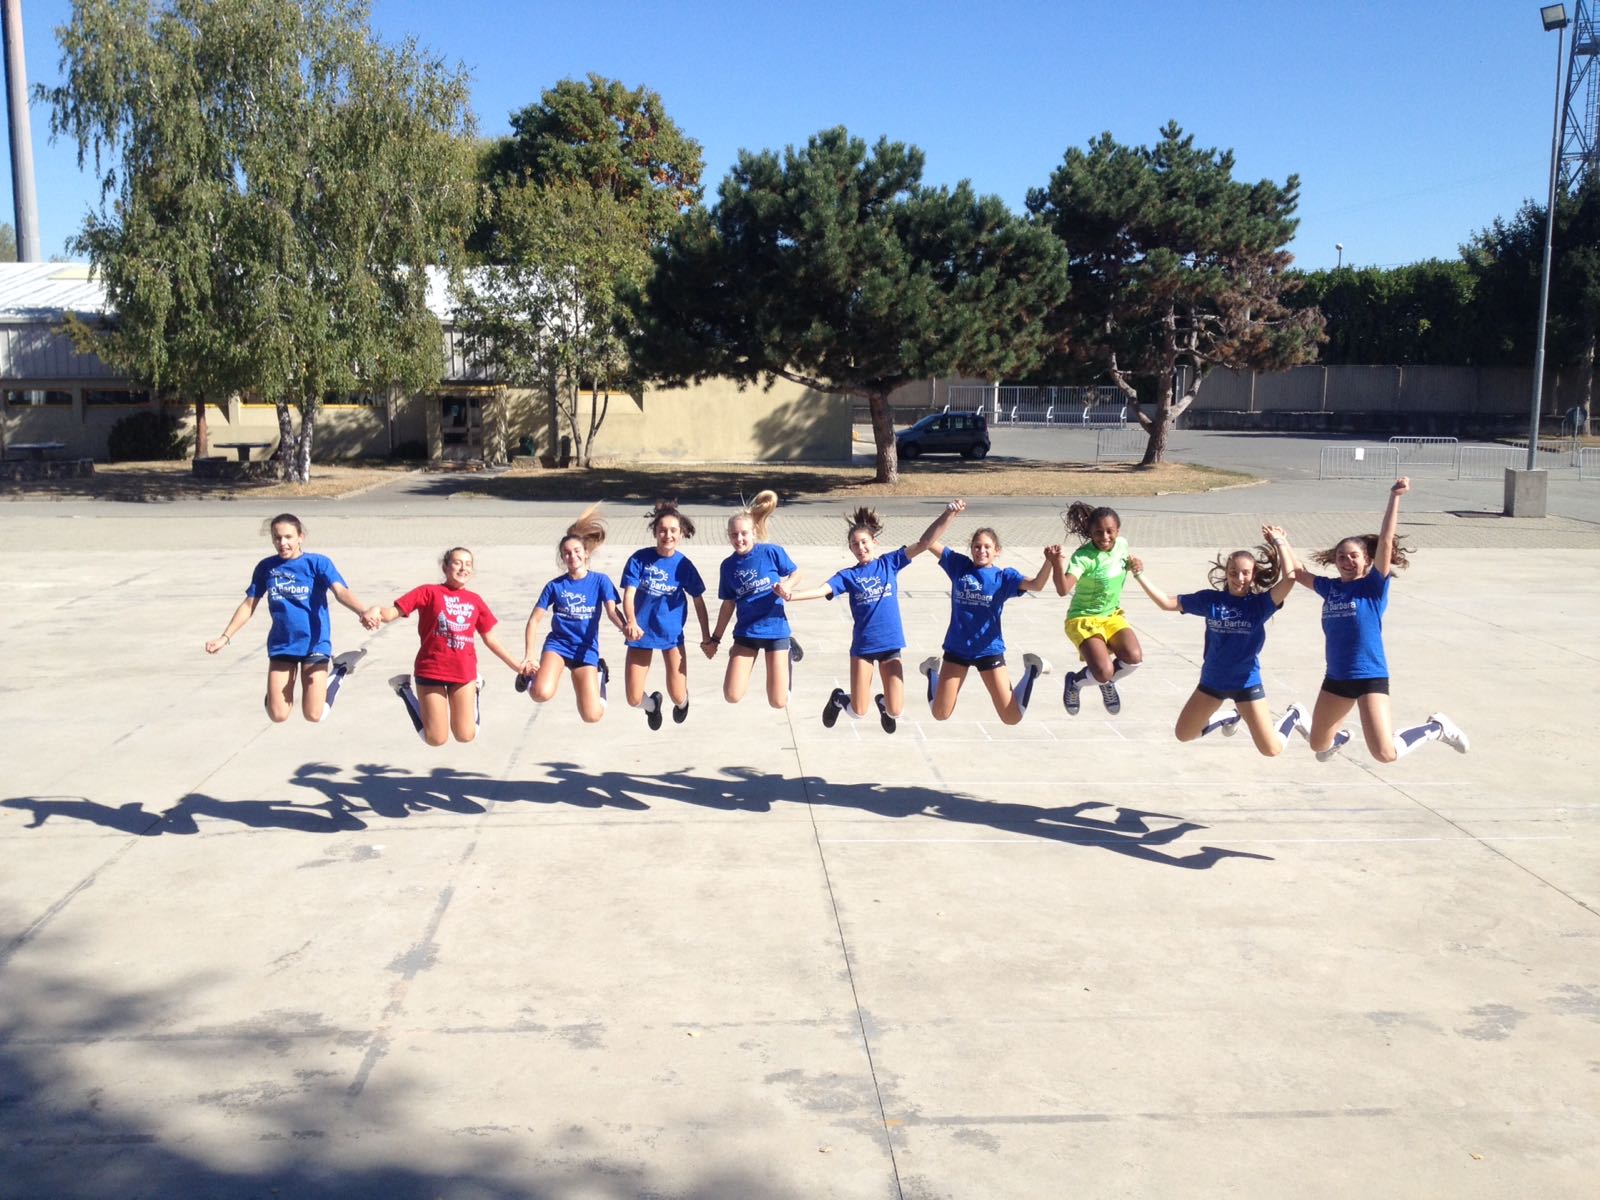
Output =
[{"x1": 895, "y1": 411, "x2": 990, "y2": 459}]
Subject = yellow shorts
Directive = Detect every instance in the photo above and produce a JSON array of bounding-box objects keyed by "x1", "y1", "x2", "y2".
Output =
[{"x1": 1065, "y1": 610, "x2": 1131, "y2": 654}]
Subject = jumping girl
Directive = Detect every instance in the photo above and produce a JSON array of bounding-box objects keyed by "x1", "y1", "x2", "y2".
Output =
[
  {"x1": 709, "y1": 490, "x2": 803, "y2": 709},
  {"x1": 784, "y1": 500, "x2": 962, "y2": 733},
  {"x1": 520, "y1": 506, "x2": 627, "y2": 723},
  {"x1": 368, "y1": 548, "x2": 523, "y2": 746},
  {"x1": 1126, "y1": 526, "x2": 1309, "y2": 756},
  {"x1": 205, "y1": 513, "x2": 372, "y2": 723},
  {"x1": 916, "y1": 509, "x2": 1054, "y2": 724},
  {"x1": 1053, "y1": 502, "x2": 1143, "y2": 717},
  {"x1": 621, "y1": 501, "x2": 712, "y2": 730},
  {"x1": 1293, "y1": 477, "x2": 1469, "y2": 762}
]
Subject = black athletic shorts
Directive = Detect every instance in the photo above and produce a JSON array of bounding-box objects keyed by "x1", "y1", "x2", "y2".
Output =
[
  {"x1": 733, "y1": 635, "x2": 792, "y2": 653},
  {"x1": 854, "y1": 648, "x2": 902, "y2": 663},
  {"x1": 1198, "y1": 682, "x2": 1267, "y2": 703},
  {"x1": 1321, "y1": 676, "x2": 1389, "y2": 699},
  {"x1": 942, "y1": 651, "x2": 1006, "y2": 672},
  {"x1": 269, "y1": 653, "x2": 331, "y2": 668}
]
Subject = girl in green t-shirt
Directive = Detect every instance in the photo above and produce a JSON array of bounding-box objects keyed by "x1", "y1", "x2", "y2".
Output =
[{"x1": 1048, "y1": 502, "x2": 1143, "y2": 716}]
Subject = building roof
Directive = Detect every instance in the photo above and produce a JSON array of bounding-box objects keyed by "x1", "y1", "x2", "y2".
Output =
[{"x1": 0, "y1": 263, "x2": 111, "y2": 322}]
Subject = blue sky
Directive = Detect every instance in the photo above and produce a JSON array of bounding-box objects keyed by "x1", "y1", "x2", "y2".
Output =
[{"x1": 2, "y1": 0, "x2": 1573, "y2": 271}]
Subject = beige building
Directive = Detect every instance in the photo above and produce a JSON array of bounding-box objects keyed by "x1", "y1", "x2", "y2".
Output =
[{"x1": 0, "y1": 263, "x2": 850, "y2": 466}]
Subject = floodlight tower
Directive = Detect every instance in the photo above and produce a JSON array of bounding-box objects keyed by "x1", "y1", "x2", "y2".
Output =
[{"x1": 1560, "y1": 0, "x2": 1600, "y2": 189}]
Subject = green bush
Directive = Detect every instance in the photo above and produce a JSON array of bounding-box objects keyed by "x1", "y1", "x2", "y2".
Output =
[{"x1": 106, "y1": 411, "x2": 192, "y2": 461}]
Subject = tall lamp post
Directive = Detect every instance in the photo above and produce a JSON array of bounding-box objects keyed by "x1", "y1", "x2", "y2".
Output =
[
  {"x1": 1335, "y1": 243, "x2": 1343, "y2": 270},
  {"x1": 1508, "y1": 4, "x2": 1571, "y2": 516}
]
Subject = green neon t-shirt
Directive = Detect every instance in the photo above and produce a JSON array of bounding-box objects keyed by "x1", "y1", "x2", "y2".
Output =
[{"x1": 1066, "y1": 536, "x2": 1131, "y2": 618}]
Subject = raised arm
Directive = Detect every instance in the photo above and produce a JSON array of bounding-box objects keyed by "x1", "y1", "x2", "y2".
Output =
[
  {"x1": 1375, "y1": 477, "x2": 1407, "y2": 576},
  {"x1": 1019, "y1": 552, "x2": 1056, "y2": 594},
  {"x1": 206, "y1": 595, "x2": 260, "y2": 654},
  {"x1": 1263, "y1": 526, "x2": 1300, "y2": 604},
  {"x1": 1127, "y1": 556, "x2": 1181, "y2": 612},
  {"x1": 907, "y1": 499, "x2": 965, "y2": 559}
]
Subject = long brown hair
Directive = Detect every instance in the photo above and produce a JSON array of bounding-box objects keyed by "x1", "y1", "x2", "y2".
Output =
[
  {"x1": 1207, "y1": 544, "x2": 1283, "y2": 592},
  {"x1": 645, "y1": 500, "x2": 696, "y2": 539},
  {"x1": 730, "y1": 489, "x2": 779, "y2": 541},
  {"x1": 1310, "y1": 534, "x2": 1412, "y2": 572},
  {"x1": 1062, "y1": 502, "x2": 1120, "y2": 542}
]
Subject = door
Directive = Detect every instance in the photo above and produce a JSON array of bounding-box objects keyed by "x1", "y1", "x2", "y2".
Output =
[{"x1": 440, "y1": 396, "x2": 483, "y2": 462}]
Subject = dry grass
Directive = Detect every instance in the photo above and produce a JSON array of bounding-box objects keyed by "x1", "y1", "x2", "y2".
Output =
[
  {"x1": 410, "y1": 457, "x2": 1255, "y2": 503},
  {"x1": 0, "y1": 460, "x2": 414, "y2": 503},
  {"x1": 2, "y1": 456, "x2": 1256, "y2": 504}
]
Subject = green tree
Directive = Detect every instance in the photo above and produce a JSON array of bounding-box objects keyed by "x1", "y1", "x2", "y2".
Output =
[
  {"x1": 474, "y1": 73, "x2": 703, "y2": 258},
  {"x1": 0, "y1": 223, "x2": 16, "y2": 262},
  {"x1": 46, "y1": 0, "x2": 476, "y2": 480},
  {"x1": 634, "y1": 127, "x2": 1071, "y2": 484},
  {"x1": 1294, "y1": 260, "x2": 1477, "y2": 364},
  {"x1": 1028, "y1": 122, "x2": 1322, "y2": 464},
  {"x1": 1464, "y1": 181, "x2": 1600, "y2": 418},
  {"x1": 453, "y1": 181, "x2": 651, "y2": 466}
]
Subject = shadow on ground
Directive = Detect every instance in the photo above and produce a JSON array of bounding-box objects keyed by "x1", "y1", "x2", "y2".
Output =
[
  {"x1": 2, "y1": 763, "x2": 1269, "y2": 870},
  {"x1": 0, "y1": 948, "x2": 804, "y2": 1199}
]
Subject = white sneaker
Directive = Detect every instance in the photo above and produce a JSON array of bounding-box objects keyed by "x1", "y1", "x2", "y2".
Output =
[
  {"x1": 1315, "y1": 728, "x2": 1352, "y2": 763},
  {"x1": 1022, "y1": 652, "x2": 1052, "y2": 678},
  {"x1": 1219, "y1": 710, "x2": 1241, "y2": 737},
  {"x1": 1287, "y1": 700, "x2": 1311, "y2": 738},
  {"x1": 1428, "y1": 712, "x2": 1470, "y2": 753},
  {"x1": 918, "y1": 655, "x2": 940, "y2": 705}
]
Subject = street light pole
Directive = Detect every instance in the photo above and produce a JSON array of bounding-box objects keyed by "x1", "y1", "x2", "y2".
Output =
[
  {"x1": 1335, "y1": 243, "x2": 1343, "y2": 270},
  {"x1": 1529, "y1": 5, "x2": 1570, "y2": 470}
]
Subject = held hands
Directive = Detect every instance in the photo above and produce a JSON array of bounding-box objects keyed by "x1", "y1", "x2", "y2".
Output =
[
  {"x1": 774, "y1": 581, "x2": 794, "y2": 602},
  {"x1": 1261, "y1": 524, "x2": 1288, "y2": 545},
  {"x1": 359, "y1": 606, "x2": 384, "y2": 631},
  {"x1": 1044, "y1": 544, "x2": 1064, "y2": 565},
  {"x1": 700, "y1": 637, "x2": 720, "y2": 660},
  {"x1": 1127, "y1": 555, "x2": 1145, "y2": 576},
  {"x1": 625, "y1": 620, "x2": 644, "y2": 642}
]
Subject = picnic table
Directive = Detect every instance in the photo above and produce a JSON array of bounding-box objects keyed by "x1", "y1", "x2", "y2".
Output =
[
  {"x1": 6, "y1": 440, "x2": 67, "y2": 461},
  {"x1": 212, "y1": 441, "x2": 273, "y2": 463}
]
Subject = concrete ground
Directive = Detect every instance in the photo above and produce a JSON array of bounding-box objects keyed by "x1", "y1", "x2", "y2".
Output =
[{"x1": 3, "y1": 438, "x2": 1599, "y2": 1199}]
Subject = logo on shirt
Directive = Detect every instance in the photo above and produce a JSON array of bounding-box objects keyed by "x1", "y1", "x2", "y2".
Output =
[
  {"x1": 736, "y1": 567, "x2": 773, "y2": 599},
  {"x1": 267, "y1": 568, "x2": 312, "y2": 602},
  {"x1": 956, "y1": 574, "x2": 995, "y2": 607},
  {"x1": 436, "y1": 594, "x2": 477, "y2": 650},
  {"x1": 642, "y1": 563, "x2": 675, "y2": 596},
  {"x1": 559, "y1": 589, "x2": 597, "y2": 619}
]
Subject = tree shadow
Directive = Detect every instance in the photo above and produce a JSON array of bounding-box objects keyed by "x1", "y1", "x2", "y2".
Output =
[{"x1": 0, "y1": 948, "x2": 808, "y2": 1199}]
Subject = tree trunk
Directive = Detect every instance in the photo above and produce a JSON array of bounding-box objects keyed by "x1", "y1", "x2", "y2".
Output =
[
  {"x1": 274, "y1": 402, "x2": 297, "y2": 481},
  {"x1": 867, "y1": 391, "x2": 899, "y2": 485},
  {"x1": 194, "y1": 399, "x2": 208, "y2": 459},
  {"x1": 295, "y1": 406, "x2": 315, "y2": 483}
]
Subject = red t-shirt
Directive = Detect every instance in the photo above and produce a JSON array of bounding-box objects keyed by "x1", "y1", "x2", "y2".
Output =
[{"x1": 394, "y1": 584, "x2": 497, "y2": 684}]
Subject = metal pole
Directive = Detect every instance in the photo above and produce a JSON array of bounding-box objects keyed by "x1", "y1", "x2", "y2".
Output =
[
  {"x1": 2, "y1": 0, "x2": 40, "y2": 262},
  {"x1": 1530, "y1": 20, "x2": 1569, "y2": 469}
]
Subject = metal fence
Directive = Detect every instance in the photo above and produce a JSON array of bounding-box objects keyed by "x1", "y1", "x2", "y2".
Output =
[
  {"x1": 1096, "y1": 426, "x2": 1148, "y2": 461},
  {"x1": 1580, "y1": 447, "x2": 1600, "y2": 479},
  {"x1": 1318, "y1": 445, "x2": 1400, "y2": 479},
  {"x1": 1456, "y1": 444, "x2": 1526, "y2": 480},
  {"x1": 1388, "y1": 436, "x2": 1459, "y2": 473},
  {"x1": 949, "y1": 384, "x2": 1130, "y2": 426}
]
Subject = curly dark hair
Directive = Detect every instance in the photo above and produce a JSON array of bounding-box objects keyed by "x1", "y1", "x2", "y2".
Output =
[
  {"x1": 844, "y1": 506, "x2": 883, "y2": 541},
  {"x1": 1062, "y1": 502, "x2": 1121, "y2": 542},
  {"x1": 1206, "y1": 544, "x2": 1284, "y2": 592},
  {"x1": 645, "y1": 500, "x2": 696, "y2": 539}
]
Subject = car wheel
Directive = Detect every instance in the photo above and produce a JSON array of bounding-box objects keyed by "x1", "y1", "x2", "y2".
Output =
[
  {"x1": 964, "y1": 443, "x2": 989, "y2": 460},
  {"x1": 900, "y1": 441, "x2": 922, "y2": 460}
]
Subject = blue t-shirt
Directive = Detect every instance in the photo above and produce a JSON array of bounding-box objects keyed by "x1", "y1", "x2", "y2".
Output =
[
  {"x1": 718, "y1": 543, "x2": 798, "y2": 639},
  {"x1": 621, "y1": 548, "x2": 706, "y2": 650},
  {"x1": 1313, "y1": 571, "x2": 1390, "y2": 679},
  {"x1": 536, "y1": 571, "x2": 620, "y2": 665},
  {"x1": 246, "y1": 552, "x2": 346, "y2": 658},
  {"x1": 939, "y1": 547, "x2": 1027, "y2": 659},
  {"x1": 1177, "y1": 588, "x2": 1280, "y2": 691},
  {"x1": 825, "y1": 547, "x2": 913, "y2": 657}
]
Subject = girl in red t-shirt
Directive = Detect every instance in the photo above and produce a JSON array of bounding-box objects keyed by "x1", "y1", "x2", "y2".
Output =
[{"x1": 366, "y1": 547, "x2": 523, "y2": 745}]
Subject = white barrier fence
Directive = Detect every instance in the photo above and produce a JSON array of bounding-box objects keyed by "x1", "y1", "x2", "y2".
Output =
[
  {"x1": 949, "y1": 384, "x2": 1130, "y2": 427},
  {"x1": 1321, "y1": 438, "x2": 1593, "y2": 481},
  {"x1": 1096, "y1": 427, "x2": 1148, "y2": 461}
]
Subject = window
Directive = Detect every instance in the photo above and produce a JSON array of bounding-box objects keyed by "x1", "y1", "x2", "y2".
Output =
[
  {"x1": 324, "y1": 392, "x2": 383, "y2": 407},
  {"x1": 4, "y1": 389, "x2": 71, "y2": 407},
  {"x1": 84, "y1": 389, "x2": 151, "y2": 406}
]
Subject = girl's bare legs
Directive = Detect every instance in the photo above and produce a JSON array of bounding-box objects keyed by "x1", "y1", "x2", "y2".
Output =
[
  {"x1": 1355, "y1": 691, "x2": 1398, "y2": 762},
  {"x1": 1078, "y1": 636, "x2": 1114, "y2": 683},
  {"x1": 764, "y1": 648, "x2": 790, "y2": 709},
  {"x1": 1236, "y1": 698, "x2": 1291, "y2": 757},
  {"x1": 447, "y1": 682, "x2": 478, "y2": 743},
  {"x1": 417, "y1": 682, "x2": 454, "y2": 746},
  {"x1": 723, "y1": 646, "x2": 757, "y2": 703},
  {"x1": 299, "y1": 662, "x2": 330, "y2": 722},
  {"x1": 569, "y1": 664, "x2": 606, "y2": 723},
  {"x1": 624, "y1": 648, "x2": 653, "y2": 708},
  {"x1": 531, "y1": 651, "x2": 567, "y2": 704},
  {"x1": 265, "y1": 663, "x2": 298, "y2": 723},
  {"x1": 662, "y1": 645, "x2": 690, "y2": 709},
  {"x1": 930, "y1": 661, "x2": 968, "y2": 721},
  {"x1": 878, "y1": 658, "x2": 905, "y2": 718},
  {"x1": 977, "y1": 665, "x2": 1024, "y2": 725},
  {"x1": 1173, "y1": 690, "x2": 1226, "y2": 741},
  {"x1": 848, "y1": 656, "x2": 876, "y2": 718},
  {"x1": 1309, "y1": 689, "x2": 1357, "y2": 757},
  {"x1": 1107, "y1": 628, "x2": 1143, "y2": 675}
]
